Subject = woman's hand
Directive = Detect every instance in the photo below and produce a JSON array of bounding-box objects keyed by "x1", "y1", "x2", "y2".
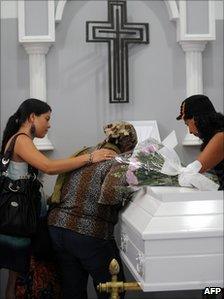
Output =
[
  {"x1": 15, "y1": 135, "x2": 116, "y2": 174},
  {"x1": 91, "y1": 149, "x2": 117, "y2": 163}
]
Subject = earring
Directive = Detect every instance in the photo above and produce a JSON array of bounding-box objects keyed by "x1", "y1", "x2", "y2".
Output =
[{"x1": 30, "y1": 124, "x2": 36, "y2": 137}]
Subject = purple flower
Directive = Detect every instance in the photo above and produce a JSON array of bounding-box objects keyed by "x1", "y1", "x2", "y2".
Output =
[
  {"x1": 141, "y1": 144, "x2": 157, "y2": 154},
  {"x1": 126, "y1": 170, "x2": 138, "y2": 186},
  {"x1": 128, "y1": 157, "x2": 140, "y2": 171}
]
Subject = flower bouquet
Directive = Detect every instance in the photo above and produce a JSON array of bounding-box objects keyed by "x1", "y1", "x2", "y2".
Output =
[{"x1": 115, "y1": 137, "x2": 219, "y2": 191}]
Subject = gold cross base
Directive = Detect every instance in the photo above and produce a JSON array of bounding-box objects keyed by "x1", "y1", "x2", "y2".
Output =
[{"x1": 97, "y1": 259, "x2": 142, "y2": 299}]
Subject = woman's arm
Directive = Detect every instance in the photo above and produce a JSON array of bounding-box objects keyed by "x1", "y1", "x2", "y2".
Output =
[
  {"x1": 197, "y1": 132, "x2": 224, "y2": 173},
  {"x1": 14, "y1": 135, "x2": 116, "y2": 175}
]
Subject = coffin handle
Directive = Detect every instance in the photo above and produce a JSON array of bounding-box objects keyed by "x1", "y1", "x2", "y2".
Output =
[
  {"x1": 136, "y1": 251, "x2": 145, "y2": 277},
  {"x1": 120, "y1": 233, "x2": 128, "y2": 253}
]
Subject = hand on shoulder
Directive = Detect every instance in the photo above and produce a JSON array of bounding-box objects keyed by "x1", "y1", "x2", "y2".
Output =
[{"x1": 92, "y1": 149, "x2": 117, "y2": 163}]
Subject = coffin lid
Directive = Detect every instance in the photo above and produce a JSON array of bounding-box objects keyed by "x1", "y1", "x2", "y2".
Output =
[{"x1": 121, "y1": 186, "x2": 223, "y2": 240}]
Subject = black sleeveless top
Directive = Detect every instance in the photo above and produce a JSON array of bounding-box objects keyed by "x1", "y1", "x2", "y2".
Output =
[
  {"x1": 202, "y1": 132, "x2": 224, "y2": 191},
  {"x1": 213, "y1": 159, "x2": 224, "y2": 190}
]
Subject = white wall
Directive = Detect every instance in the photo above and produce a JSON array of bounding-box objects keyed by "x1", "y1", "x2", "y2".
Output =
[
  {"x1": 1, "y1": 0, "x2": 224, "y2": 20},
  {"x1": 0, "y1": 0, "x2": 17, "y2": 19}
]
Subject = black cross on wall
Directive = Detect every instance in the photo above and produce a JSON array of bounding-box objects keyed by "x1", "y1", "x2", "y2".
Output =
[{"x1": 86, "y1": 0, "x2": 149, "y2": 103}]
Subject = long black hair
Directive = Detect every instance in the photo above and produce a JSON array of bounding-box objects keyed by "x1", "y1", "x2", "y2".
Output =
[
  {"x1": 194, "y1": 112, "x2": 224, "y2": 150},
  {"x1": 1, "y1": 98, "x2": 52, "y2": 154}
]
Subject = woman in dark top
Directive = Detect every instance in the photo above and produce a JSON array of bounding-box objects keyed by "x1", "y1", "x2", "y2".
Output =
[{"x1": 176, "y1": 94, "x2": 224, "y2": 190}]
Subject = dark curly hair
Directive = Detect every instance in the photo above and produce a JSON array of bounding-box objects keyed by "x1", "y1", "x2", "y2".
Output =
[{"x1": 193, "y1": 112, "x2": 224, "y2": 150}]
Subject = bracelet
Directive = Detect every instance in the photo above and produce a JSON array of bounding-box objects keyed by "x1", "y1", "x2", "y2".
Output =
[{"x1": 87, "y1": 153, "x2": 93, "y2": 165}]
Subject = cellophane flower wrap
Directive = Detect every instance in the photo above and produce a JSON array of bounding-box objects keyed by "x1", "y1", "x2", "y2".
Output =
[
  {"x1": 116, "y1": 138, "x2": 179, "y2": 188},
  {"x1": 115, "y1": 138, "x2": 219, "y2": 191}
]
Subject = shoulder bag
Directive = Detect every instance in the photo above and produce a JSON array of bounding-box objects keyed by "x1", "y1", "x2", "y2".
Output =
[{"x1": 0, "y1": 133, "x2": 42, "y2": 237}]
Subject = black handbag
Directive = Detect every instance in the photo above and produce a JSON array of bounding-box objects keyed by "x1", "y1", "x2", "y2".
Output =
[{"x1": 0, "y1": 133, "x2": 42, "y2": 237}]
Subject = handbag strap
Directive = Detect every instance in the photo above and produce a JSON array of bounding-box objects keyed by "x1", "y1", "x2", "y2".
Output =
[{"x1": 1, "y1": 133, "x2": 38, "y2": 175}]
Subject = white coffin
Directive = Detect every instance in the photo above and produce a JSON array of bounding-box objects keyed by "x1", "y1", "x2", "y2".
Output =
[{"x1": 120, "y1": 186, "x2": 224, "y2": 291}]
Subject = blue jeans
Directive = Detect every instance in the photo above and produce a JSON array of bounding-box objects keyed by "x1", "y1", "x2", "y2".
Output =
[{"x1": 49, "y1": 226, "x2": 125, "y2": 299}]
